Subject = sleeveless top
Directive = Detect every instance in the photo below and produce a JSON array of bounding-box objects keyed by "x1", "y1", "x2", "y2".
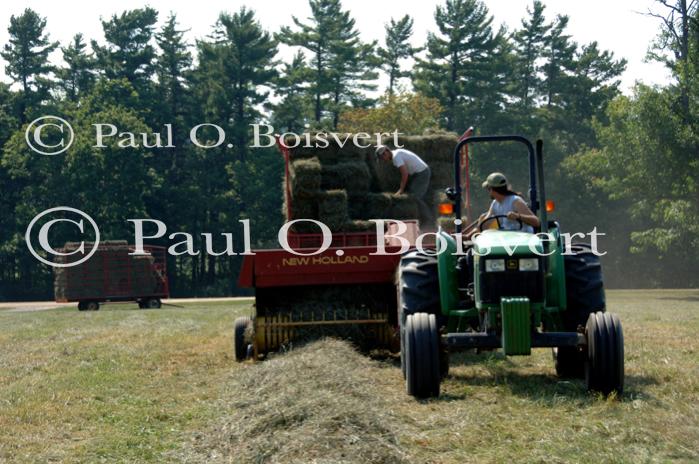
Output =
[{"x1": 490, "y1": 195, "x2": 534, "y2": 233}]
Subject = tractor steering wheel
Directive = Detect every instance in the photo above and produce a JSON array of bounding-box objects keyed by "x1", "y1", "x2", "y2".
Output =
[{"x1": 478, "y1": 214, "x2": 524, "y2": 232}]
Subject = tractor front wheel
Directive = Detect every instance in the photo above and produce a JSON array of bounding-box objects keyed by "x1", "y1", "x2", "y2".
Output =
[
  {"x1": 405, "y1": 312, "x2": 440, "y2": 398},
  {"x1": 397, "y1": 251, "x2": 440, "y2": 379},
  {"x1": 233, "y1": 316, "x2": 253, "y2": 362},
  {"x1": 585, "y1": 311, "x2": 624, "y2": 396}
]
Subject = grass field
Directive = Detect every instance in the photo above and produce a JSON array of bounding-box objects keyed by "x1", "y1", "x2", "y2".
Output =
[{"x1": 1, "y1": 290, "x2": 698, "y2": 463}]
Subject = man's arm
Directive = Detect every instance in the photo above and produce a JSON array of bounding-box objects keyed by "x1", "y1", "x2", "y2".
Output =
[
  {"x1": 508, "y1": 199, "x2": 541, "y2": 227},
  {"x1": 396, "y1": 165, "x2": 408, "y2": 195}
]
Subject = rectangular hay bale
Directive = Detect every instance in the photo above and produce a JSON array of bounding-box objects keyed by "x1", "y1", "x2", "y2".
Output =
[
  {"x1": 318, "y1": 189, "x2": 349, "y2": 231},
  {"x1": 321, "y1": 162, "x2": 371, "y2": 193},
  {"x1": 289, "y1": 157, "x2": 322, "y2": 195}
]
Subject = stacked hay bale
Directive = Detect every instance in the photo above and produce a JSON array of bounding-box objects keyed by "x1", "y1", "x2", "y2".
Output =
[
  {"x1": 282, "y1": 133, "x2": 459, "y2": 232},
  {"x1": 54, "y1": 241, "x2": 160, "y2": 301}
]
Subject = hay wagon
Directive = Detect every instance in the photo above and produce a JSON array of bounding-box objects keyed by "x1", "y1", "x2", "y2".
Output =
[{"x1": 54, "y1": 242, "x2": 169, "y2": 311}]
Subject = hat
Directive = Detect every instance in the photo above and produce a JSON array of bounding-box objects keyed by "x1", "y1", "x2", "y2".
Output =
[
  {"x1": 482, "y1": 172, "x2": 508, "y2": 189},
  {"x1": 374, "y1": 145, "x2": 389, "y2": 158}
]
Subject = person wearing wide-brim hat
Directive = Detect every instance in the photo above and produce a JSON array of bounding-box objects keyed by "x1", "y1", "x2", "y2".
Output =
[
  {"x1": 375, "y1": 145, "x2": 433, "y2": 226},
  {"x1": 468, "y1": 172, "x2": 540, "y2": 235}
]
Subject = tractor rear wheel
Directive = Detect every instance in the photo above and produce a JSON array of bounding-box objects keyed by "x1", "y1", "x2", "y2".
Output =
[
  {"x1": 233, "y1": 316, "x2": 253, "y2": 362},
  {"x1": 398, "y1": 251, "x2": 440, "y2": 378},
  {"x1": 405, "y1": 313, "x2": 440, "y2": 398},
  {"x1": 585, "y1": 311, "x2": 624, "y2": 396},
  {"x1": 557, "y1": 243, "x2": 605, "y2": 378}
]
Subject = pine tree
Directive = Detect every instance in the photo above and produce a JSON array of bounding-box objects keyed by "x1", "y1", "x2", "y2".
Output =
[
  {"x1": 277, "y1": 0, "x2": 376, "y2": 127},
  {"x1": 542, "y1": 15, "x2": 576, "y2": 109},
  {"x1": 413, "y1": 0, "x2": 500, "y2": 131},
  {"x1": 570, "y1": 41, "x2": 627, "y2": 121},
  {"x1": 92, "y1": 8, "x2": 158, "y2": 98},
  {"x1": 378, "y1": 15, "x2": 420, "y2": 95},
  {"x1": 277, "y1": 0, "x2": 341, "y2": 123},
  {"x1": 155, "y1": 14, "x2": 191, "y2": 129},
  {"x1": 512, "y1": 1, "x2": 549, "y2": 108},
  {"x1": 271, "y1": 51, "x2": 313, "y2": 132},
  {"x1": 1, "y1": 8, "x2": 58, "y2": 122},
  {"x1": 211, "y1": 7, "x2": 278, "y2": 159},
  {"x1": 325, "y1": 11, "x2": 377, "y2": 128},
  {"x1": 57, "y1": 34, "x2": 96, "y2": 101}
]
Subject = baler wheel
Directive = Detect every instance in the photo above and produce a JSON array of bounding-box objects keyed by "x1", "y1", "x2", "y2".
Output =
[
  {"x1": 234, "y1": 316, "x2": 253, "y2": 362},
  {"x1": 405, "y1": 312, "x2": 440, "y2": 398},
  {"x1": 585, "y1": 311, "x2": 624, "y2": 396}
]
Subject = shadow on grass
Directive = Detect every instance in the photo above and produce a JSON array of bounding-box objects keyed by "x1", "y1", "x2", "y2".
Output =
[
  {"x1": 656, "y1": 291, "x2": 699, "y2": 302},
  {"x1": 435, "y1": 353, "x2": 661, "y2": 405}
]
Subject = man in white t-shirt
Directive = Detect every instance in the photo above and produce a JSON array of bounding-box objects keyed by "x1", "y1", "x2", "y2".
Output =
[{"x1": 375, "y1": 145, "x2": 433, "y2": 225}]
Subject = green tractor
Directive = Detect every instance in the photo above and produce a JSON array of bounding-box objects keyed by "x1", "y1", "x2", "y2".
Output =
[{"x1": 398, "y1": 135, "x2": 624, "y2": 398}]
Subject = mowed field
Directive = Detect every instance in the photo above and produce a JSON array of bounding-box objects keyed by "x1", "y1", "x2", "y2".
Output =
[{"x1": 0, "y1": 290, "x2": 697, "y2": 463}]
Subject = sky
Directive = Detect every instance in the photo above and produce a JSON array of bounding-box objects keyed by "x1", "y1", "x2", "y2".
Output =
[{"x1": 0, "y1": 0, "x2": 673, "y2": 94}]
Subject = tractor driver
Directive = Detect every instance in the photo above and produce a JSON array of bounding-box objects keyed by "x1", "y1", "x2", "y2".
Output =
[{"x1": 467, "y1": 172, "x2": 540, "y2": 237}]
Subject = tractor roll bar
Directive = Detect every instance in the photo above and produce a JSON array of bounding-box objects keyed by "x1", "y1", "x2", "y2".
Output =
[{"x1": 452, "y1": 135, "x2": 546, "y2": 234}]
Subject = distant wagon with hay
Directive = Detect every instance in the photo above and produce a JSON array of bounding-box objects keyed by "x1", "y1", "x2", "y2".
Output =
[
  {"x1": 54, "y1": 241, "x2": 169, "y2": 311},
  {"x1": 236, "y1": 131, "x2": 464, "y2": 359}
]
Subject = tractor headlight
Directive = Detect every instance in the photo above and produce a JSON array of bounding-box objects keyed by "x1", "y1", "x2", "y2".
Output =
[
  {"x1": 519, "y1": 258, "x2": 539, "y2": 271},
  {"x1": 485, "y1": 259, "x2": 505, "y2": 272}
]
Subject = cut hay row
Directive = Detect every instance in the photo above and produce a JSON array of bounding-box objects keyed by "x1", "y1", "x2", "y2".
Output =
[{"x1": 183, "y1": 339, "x2": 410, "y2": 463}]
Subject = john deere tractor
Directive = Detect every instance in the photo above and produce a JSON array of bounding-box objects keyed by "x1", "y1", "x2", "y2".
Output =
[{"x1": 398, "y1": 135, "x2": 624, "y2": 398}]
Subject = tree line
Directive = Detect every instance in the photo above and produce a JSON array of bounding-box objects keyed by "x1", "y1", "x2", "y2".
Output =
[{"x1": 0, "y1": 0, "x2": 696, "y2": 300}]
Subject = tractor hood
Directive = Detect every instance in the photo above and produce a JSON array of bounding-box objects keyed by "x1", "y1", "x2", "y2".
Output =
[{"x1": 472, "y1": 230, "x2": 543, "y2": 257}]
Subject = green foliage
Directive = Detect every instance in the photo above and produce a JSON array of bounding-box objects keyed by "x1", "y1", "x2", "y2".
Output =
[
  {"x1": 277, "y1": 0, "x2": 376, "y2": 128},
  {"x1": 0, "y1": 0, "x2": 694, "y2": 297},
  {"x1": 208, "y1": 7, "x2": 278, "y2": 158},
  {"x1": 1, "y1": 8, "x2": 58, "y2": 122},
  {"x1": 512, "y1": 0, "x2": 548, "y2": 108},
  {"x1": 270, "y1": 51, "x2": 313, "y2": 132},
  {"x1": 57, "y1": 34, "x2": 97, "y2": 101},
  {"x1": 378, "y1": 15, "x2": 421, "y2": 95},
  {"x1": 563, "y1": 86, "x2": 699, "y2": 286},
  {"x1": 92, "y1": 8, "x2": 158, "y2": 83},
  {"x1": 413, "y1": 0, "x2": 504, "y2": 131},
  {"x1": 337, "y1": 91, "x2": 443, "y2": 134}
]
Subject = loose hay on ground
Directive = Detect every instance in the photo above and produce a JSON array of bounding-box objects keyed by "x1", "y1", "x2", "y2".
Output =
[{"x1": 184, "y1": 339, "x2": 410, "y2": 464}]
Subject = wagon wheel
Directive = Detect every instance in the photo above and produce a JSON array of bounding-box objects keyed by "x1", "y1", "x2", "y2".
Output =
[{"x1": 144, "y1": 298, "x2": 161, "y2": 309}]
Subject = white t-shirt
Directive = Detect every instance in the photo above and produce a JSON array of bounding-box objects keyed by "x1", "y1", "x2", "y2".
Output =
[
  {"x1": 490, "y1": 195, "x2": 534, "y2": 233},
  {"x1": 392, "y1": 148, "x2": 428, "y2": 175}
]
